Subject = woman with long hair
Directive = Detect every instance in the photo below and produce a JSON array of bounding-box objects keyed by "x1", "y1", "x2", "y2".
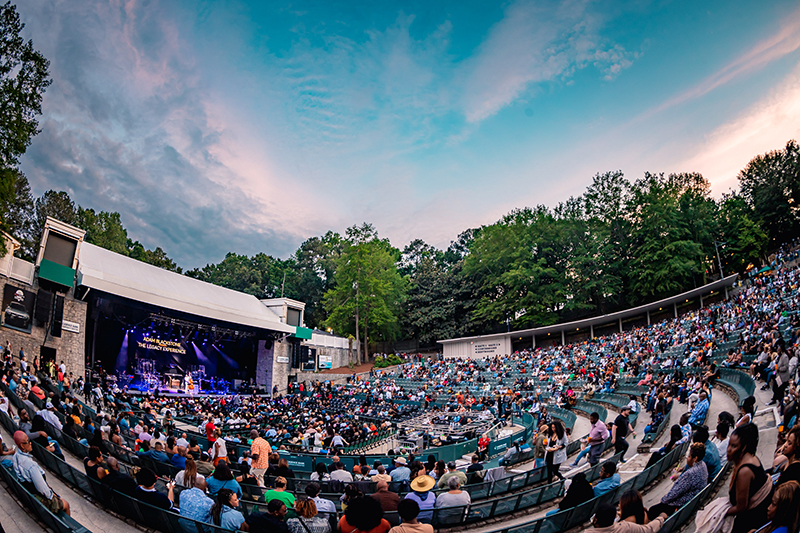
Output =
[
  {"x1": 619, "y1": 490, "x2": 648, "y2": 524},
  {"x1": 545, "y1": 420, "x2": 567, "y2": 483},
  {"x1": 288, "y1": 497, "x2": 331, "y2": 533},
  {"x1": 207, "y1": 460, "x2": 242, "y2": 498},
  {"x1": 311, "y1": 461, "x2": 331, "y2": 482},
  {"x1": 757, "y1": 480, "x2": 800, "y2": 533},
  {"x1": 726, "y1": 423, "x2": 773, "y2": 533},
  {"x1": 210, "y1": 488, "x2": 246, "y2": 531},
  {"x1": 776, "y1": 426, "x2": 800, "y2": 486},
  {"x1": 175, "y1": 456, "x2": 204, "y2": 488}
]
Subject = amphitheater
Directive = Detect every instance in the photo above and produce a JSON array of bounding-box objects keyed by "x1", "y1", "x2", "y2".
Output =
[{"x1": 0, "y1": 262, "x2": 794, "y2": 533}]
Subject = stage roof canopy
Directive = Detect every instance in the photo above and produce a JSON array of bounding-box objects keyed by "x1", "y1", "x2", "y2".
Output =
[{"x1": 76, "y1": 242, "x2": 296, "y2": 334}]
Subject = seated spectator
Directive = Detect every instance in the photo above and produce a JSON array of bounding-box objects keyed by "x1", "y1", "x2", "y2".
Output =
[
  {"x1": 274, "y1": 457, "x2": 296, "y2": 479},
  {"x1": 372, "y1": 464, "x2": 392, "y2": 483},
  {"x1": 777, "y1": 426, "x2": 800, "y2": 487},
  {"x1": 694, "y1": 426, "x2": 721, "y2": 478},
  {"x1": 288, "y1": 496, "x2": 331, "y2": 533},
  {"x1": 466, "y1": 455, "x2": 483, "y2": 472},
  {"x1": 196, "y1": 451, "x2": 215, "y2": 477},
  {"x1": 390, "y1": 457, "x2": 411, "y2": 482},
  {"x1": 210, "y1": 488, "x2": 246, "y2": 531},
  {"x1": 236, "y1": 462, "x2": 261, "y2": 487},
  {"x1": 175, "y1": 456, "x2": 205, "y2": 488},
  {"x1": 760, "y1": 480, "x2": 800, "y2": 533},
  {"x1": 170, "y1": 445, "x2": 188, "y2": 469},
  {"x1": 207, "y1": 460, "x2": 242, "y2": 498},
  {"x1": 619, "y1": 490, "x2": 647, "y2": 525},
  {"x1": 649, "y1": 443, "x2": 708, "y2": 518},
  {"x1": 247, "y1": 499, "x2": 289, "y2": 533},
  {"x1": 371, "y1": 479, "x2": 401, "y2": 513},
  {"x1": 435, "y1": 476, "x2": 471, "y2": 524},
  {"x1": 102, "y1": 457, "x2": 137, "y2": 496},
  {"x1": 149, "y1": 441, "x2": 170, "y2": 463},
  {"x1": 498, "y1": 441, "x2": 520, "y2": 467},
  {"x1": 265, "y1": 476, "x2": 296, "y2": 508},
  {"x1": 12, "y1": 430, "x2": 71, "y2": 516},
  {"x1": 715, "y1": 422, "x2": 731, "y2": 464},
  {"x1": 390, "y1": 499, "x2": 434, "y2": 533},
  {"x1": 83, "y1": 445, "x2": 107, "y2": 482},
  {"x1": 554, "y1": 472, "x2": 594, "y2": 513},
  {"x1": 592, "y1": 502, "x2": 667, "y2": 532},
  {"x1": 593, "y1": 462, "x2": 621, "y2": 497},
  {"x1": 331, "y1": 461, "x2": 354, "y2": 482},
  {"x1": 306, "y1": 482, "x2": 337, "y2": 516},
  {"x1": 134, "y1": 467, "x2": 174, "y2": 510},
  {"x1": 338, "y1": 496, "x2": 391, "y2": 533},
  {"x1": 405, "y1": 475, "x2": 436, "y2": 523},
  {"x1": 179, "y1": 478, "x2": 214, "y2": 524},
  {"x1": 436, "y1": 461, "x2": 467, "y2": 489},
  {"x1": 311, "y1": 462, "x2": 331, "y2": 482}
]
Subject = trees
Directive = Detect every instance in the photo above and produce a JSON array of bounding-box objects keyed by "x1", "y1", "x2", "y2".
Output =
[
  {"x1": 0, "y1": 2, "x2": 50, "y2": 255},
  {"x1": 738, "y1": 140, "x2": 800, "y2": 245},
  {"x1": 323, "y1": 223, "x2": 405, "y2": 364}
]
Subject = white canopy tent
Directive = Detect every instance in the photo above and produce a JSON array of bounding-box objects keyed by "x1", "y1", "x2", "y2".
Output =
[{"x1": 76, "y1": 242, "x2": 295, "y2": 334}]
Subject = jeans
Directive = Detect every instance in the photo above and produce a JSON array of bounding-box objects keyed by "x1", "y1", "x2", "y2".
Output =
[{"x1": 572, "y1": 447, "x2": 590, "y2": 466}]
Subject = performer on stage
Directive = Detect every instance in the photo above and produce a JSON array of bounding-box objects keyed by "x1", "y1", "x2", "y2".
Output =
[{"x1": 184, "y1": 373, "x2": 195, "y2": 394}]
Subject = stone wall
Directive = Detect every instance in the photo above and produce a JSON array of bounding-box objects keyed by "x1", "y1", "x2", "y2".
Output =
[
  {"x1": 0, "y1": 277, "x2": 86, "y2": 380},
  {"x1": 255, "y1": 340, "x2": 355, "y2": 394}
]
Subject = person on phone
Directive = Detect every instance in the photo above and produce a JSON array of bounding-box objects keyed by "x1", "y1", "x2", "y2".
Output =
[{"x1": 134, "y1": 467, "x2": 174, "y2": 510}]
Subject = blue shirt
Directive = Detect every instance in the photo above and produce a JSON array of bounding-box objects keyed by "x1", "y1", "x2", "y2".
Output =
[
  {"x1": 12, "y1": 449, "x2": 52, "y2": 499},
  {"x1": 390, "y1": 466, "x2": 411, "y2": 482},
  {"x1": 179, "y1": 487, "x2": 214, "y2": 523},
  {"x1": 219, "y1": 506, "x2": 245, "y2": 530},
  {"x1": 206, "y1": 477, "x2": 243, "y2": 499},
  {"x1": 689, "y1": 399, "x2": 710, "y2": 425},
  {"x1": 702, "y1": 440, "x2": 721, "y2": 478},
  {"x1": 593, "y1": 473, "x2": 621, "y2": 497},
  {"x1": 171, "y1": 454, "x2": 187, "y2": 469}
]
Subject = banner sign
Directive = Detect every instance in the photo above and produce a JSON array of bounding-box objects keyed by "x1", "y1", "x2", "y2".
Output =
[
  {"x1": 2, "y1": 285, "x2": 35, "y2": 333},
  {"x1": 318, "y1": 354, "x2": 333, "y2": 369}
]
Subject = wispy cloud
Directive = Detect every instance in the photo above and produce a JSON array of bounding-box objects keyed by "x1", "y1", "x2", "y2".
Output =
[
  {"x1": 677, "y1": 59, "x2": 800, "y2": 193},
  {"x1": 640, "y1": 4, "x2": 800, "y2": 120}
]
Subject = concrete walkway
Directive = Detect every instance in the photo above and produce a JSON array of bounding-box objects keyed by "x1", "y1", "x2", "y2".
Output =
[{"x1": 0, "y1": 479, "x2": 50, "y2": 533}]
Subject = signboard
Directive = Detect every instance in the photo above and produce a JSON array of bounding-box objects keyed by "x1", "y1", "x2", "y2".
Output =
[
  {"x1": 276, "y1": 355, "x2": 290, "y2": 364},
  {"x1": 488, "y1": 436, "x2": 512, "y2": 457},
  {"x1": 318, "y1": 354, "x2": 333, "y2": 369},
  {"x1": 2, "y1": 285, "x2": 35, "y2": 334},
  {"x1": 473, "y1": 341, "x2": 503, "y2": 356},
  {"x1": 62, "y1": 320, "x2": 80, "y2": 334},
  {"x1": 284, "y1": 455, "x2": 313, "y2": 472}
]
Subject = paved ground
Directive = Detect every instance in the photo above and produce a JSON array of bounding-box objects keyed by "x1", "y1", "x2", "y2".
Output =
[{"x1": 0, "y1": 479, "x2": 50, "y2": 533}]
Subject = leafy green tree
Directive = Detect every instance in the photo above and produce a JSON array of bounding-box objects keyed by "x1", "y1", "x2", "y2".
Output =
[
  {"x1": 323, "y1": 223, "x2": 405, "y2": 364},
  {"x1": 290, "y1": 231, "x2": 342, "y2": 328},
  {"x1": 0, "y1": 168, "x2": 34, "y2": 258},
  {"x1": 77, "y1": 208, "x2": 129, "y2": 255},
  {"x1": 717, "y1": 193, "x2": 768, "y2": 274},
  {"x1": 738, "y1": 140, "x2": 800, "y2": 245}
]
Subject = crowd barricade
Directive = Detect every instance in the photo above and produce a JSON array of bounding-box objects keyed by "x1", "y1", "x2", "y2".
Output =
[{"x1": 0, "y1": 462, "x2": 90, "y2": 533}]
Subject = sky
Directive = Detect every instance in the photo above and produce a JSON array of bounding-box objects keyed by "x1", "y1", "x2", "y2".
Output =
[{"x1": 15, "y1": 0, "x2": 800, "y2": 268}]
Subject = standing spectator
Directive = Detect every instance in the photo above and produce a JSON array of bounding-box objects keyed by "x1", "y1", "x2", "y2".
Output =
[
  {"x1": 250, "y1": 429, "x2": 271, "y2": 486},
  {"x1": 588, "y1": 412, "x2": 610, "y2": 466},
  {"x1": 612, "y1": 406, "x2": 636, "y2": 462},
  {"x1": 534, "y1": 425, "x2": 548, "y2": 468},
  {"x1": 546, "y1": 420, "x2": 568, "y2": 482}
]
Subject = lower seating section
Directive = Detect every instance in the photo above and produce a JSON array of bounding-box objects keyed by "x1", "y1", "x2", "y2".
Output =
[{"x1": 0, "y1": 461, "x2": 90, "y2": 533}]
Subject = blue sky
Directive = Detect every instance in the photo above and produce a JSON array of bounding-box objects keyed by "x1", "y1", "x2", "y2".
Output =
[{"x1": 16, "y1": 0, "x2": 800, "y2": 267}]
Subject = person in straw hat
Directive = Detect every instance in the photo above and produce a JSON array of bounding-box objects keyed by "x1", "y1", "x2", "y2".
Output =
[{"x1": 404, "y1": 475, "x2": 436, "y2": 524}]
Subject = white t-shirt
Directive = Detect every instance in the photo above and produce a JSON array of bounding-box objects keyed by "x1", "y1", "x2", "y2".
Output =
[
  {"x1": 211, "y1": 439, "x2": 227, "y2": 462},
  {"x1": 175, "y1": 471, "x2": 205, "y2": 487}
]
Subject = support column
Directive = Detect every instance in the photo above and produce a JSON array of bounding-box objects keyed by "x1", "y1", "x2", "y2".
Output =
[
  {"x1": 646, "y1": 310, "x2": 650, "y2": 325},
  {"x1": 700, "y1": 294, "x2": 704, "y2": 308},
  {"x1": 561, "y1": 330, "x2": 565, "y2": 346},
  {"x1": 673, "y1": 303, "x2": 678, "y2": 318},
  {"x1": 590, "y1": 325, "x2": 594, "y2": 339},
  {"x1": 619, "y1": 318, "x2": 623, "y2": 333},
  {"x1": 532, "y1": 335, "x2": 536, "y2": 349},
  {"x1": 724, "y1": 286, "x2": 729, "y2": 299}
]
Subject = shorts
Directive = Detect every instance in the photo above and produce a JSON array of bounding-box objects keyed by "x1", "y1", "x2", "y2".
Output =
[{"x1": 36, "y1": 493, "x2": 65, "y2": 514}]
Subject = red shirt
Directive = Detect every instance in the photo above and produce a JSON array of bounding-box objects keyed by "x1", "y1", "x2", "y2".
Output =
[{"x1": 205, "y1": 421, "x2": 216, "y2": 442}]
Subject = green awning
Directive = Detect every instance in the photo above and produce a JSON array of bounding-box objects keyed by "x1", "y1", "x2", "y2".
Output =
[
  {"x1": 294, "y1": 326, "x2": 313, "y2": 339},
  {"x1": 38, "y1": 259, "x2": 75, "y2": 288},
  {"x1": 758, "y1": 266, "x2": 772, "y2": 273}
]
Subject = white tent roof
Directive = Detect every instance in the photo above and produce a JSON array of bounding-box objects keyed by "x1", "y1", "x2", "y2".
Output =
[{"x1": 76, "y1": 242, "x2": 296, "y2": 334}]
